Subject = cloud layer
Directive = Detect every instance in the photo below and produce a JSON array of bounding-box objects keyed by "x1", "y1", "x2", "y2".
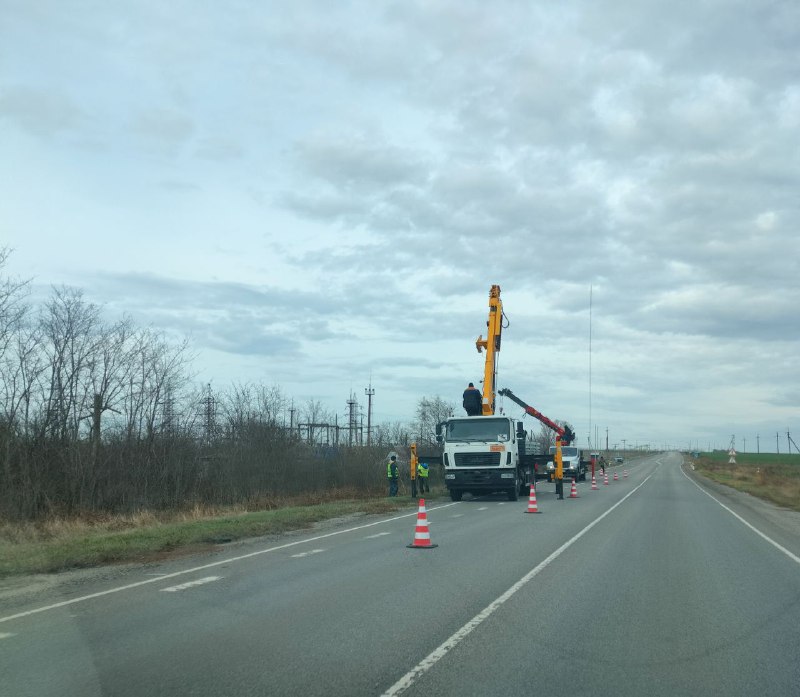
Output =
[{"x1": 2, "y1": 1, "x2": 798, "y2": 449}]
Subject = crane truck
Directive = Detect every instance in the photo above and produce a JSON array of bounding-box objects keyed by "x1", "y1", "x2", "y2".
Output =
[{"x1": 436, "y1": 285, "x2": 543, "y2": 501}]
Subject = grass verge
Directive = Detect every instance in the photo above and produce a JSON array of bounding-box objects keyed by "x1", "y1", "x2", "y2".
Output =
[
  {"x1": 691, "y1": 452, "x2": 800, "y2": 512},
  {"x1": 0, "y1": 492, "x2": 439, "y2": 578}
]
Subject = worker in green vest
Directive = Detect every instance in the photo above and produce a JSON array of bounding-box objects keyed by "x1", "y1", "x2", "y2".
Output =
[
  {"x1": 417, "y1": 461, "x2": 430, "y2": 494},
  {"x1": 387, "y1": 455, "x2": 399, "y2": 496}
]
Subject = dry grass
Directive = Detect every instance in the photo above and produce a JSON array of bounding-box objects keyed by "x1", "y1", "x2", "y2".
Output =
[
  {"x1": 692, "y1": 454, "x2": 800, "y2": 512},
  {"x1": 0, "y1": 486, "x2": 440, "y2": 577},
  {"x1": 0, "y1": 487, "x2": 377, "y2": 545}
]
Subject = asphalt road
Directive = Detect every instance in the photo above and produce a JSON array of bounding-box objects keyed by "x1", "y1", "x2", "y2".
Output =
[{"x1": 2, "y1": 452, "x2": 799, "y2": 696}]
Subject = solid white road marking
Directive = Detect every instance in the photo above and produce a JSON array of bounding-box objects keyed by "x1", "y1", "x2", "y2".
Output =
[
  {"x1": 160, "y1": 576, "x2": 222, "y2": 592},
  {"x1": 0, "y1": 632, "x2": 15, "y2": 639},
  {"x1": 364, "y1": 532, "x2": 392, "y2": 539},
  {"x1": 381, "y1": 466, "x2": 660, "y2": 696},
  {"x1": 477, "y1": 506, "x2": 488, "y2": 511},
  {"x1": 0, "y1": 501, "x2": 460, "y2": 625},
  {"x1": 290, "y1": 549, "x2": 325, "y2": 558},
  {"x1": 682, "y1": 466, "x2": 800, "y2": 567}
]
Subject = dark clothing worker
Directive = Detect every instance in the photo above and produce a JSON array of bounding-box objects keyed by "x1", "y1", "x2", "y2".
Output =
[
  {"x1": 463, "y1": 382, "x2": 482, "y2": 416},
  {"x1": 387, "y1": 455, "x2": 399, "y2": 496}
]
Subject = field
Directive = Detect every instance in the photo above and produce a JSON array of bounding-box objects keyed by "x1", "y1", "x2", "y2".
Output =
[{"x1": 691, "y1": 451, "x2": 800, "y2": 512}]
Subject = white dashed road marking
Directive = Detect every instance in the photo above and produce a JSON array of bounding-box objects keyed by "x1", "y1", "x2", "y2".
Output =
[
  {"x1": 290, "y1": 549, "x2": 325, "y2": 558},
  {"x1": 0, "y1": 501, "x2": 460, "y2": 625},
  {"x1": 160, "y1": 576, "x2": 222, "y2": 592},
  {"x1": 364, "y1": 532, "x2": 392, "y2": 539}
]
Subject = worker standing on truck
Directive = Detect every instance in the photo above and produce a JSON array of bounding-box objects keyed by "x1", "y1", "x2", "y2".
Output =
[
  {"x1": 387, "y1": 455, "x2": 399, "y2": 497},
  {"x1": 463, "y1": 382, "x2": 482, "y2": 416},
  {"x1": 417, "y1": 461, "x2": 430, "y2": 494}
]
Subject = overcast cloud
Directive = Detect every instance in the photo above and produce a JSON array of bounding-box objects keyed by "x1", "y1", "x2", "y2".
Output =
[{"x1": 1, "y1": 0, "x2": 798, "y2": 451}]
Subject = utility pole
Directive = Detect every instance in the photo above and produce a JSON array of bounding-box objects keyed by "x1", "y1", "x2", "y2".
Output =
[
  {"x1": 606, "y1": 427, "x2": 608, "y2": 453},
  {"x1": 788, "y1": 431, "x2": 800, "y2": 454},
  {"x1": 757, "y1": 433, "x2": 760, "y2": 453},
  {"x1": 776, "y1": 431, "x2": 780, "y2": 454},
  {"x1": 365, "y1": 383, "x2": 375, "y2": 446},
  {"x1": 200, "y1": 383, "x2": 215, "y2": 446},
  {"x1": 622, "y1": 439, "x2": 626, "y2": 453},
  {"x1": 347, "y1": 392, "x2": 358, "y2": 447},
  {"x1": 743, "y1": 437, "x2": 746, "y2": 453}
]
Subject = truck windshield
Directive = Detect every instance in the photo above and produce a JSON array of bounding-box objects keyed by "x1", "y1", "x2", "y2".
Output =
[
  {"x1": 446, "y1": 418, "x2": 510, "y2": 442},
  {"x1": 549, "y1": 446, "x2": 578, "y2": 457}
]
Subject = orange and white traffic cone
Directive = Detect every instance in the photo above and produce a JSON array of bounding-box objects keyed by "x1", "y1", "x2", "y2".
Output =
[
  {"x1": 613, "y1": 471, "x2": 619, "y2": 481},
  {"x1": 407, "y1": 498, "x2": 438, "y2": 549},
  {"x1": 591, "y1": 474, "x2": 598, "y2": 490},
  {"x1": 604, "y1": 472, "x2": 609, "y2": 485},
  {"x1": 525, "y1": 483, "x2": 541, "y2": 513},
  {"x1": 569, "y1": 478, "x2": 578, "y2": 498},
  {"x1": 623, "y1": 469, "x2": 628, "y2": 479}
]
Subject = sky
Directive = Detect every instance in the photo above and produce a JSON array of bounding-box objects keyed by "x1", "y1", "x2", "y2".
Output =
[{"x1": 1, "y1": 0, "x2": 798, "y2": 452}]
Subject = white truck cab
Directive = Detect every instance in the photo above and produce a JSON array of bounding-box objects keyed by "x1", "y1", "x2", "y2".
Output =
[
  {"x1": 546, "y1": 445, "x2": 587, "y2": 482},
  {"x1": 437, "y1": 415, "x2": 534, "y2": 501}
]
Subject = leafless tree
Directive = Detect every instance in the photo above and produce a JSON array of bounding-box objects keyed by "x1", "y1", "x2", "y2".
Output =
[
  {"x1": 413, "y1": 395, "x2": 455, "y2": 445},
  {"x1": 0, "y1": 248, "x2": 29, "y2": 360},
  {"x1": 38, "y1": 287, "x2": 102, "y2": 442}
]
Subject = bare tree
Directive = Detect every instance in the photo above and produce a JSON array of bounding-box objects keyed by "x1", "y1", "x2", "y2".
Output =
[
  {"x1": 121, "y1": 328, "x2": 192, "y2": 444},
  {"x1": 413, "y1": 395, "x2": 455, "y2": 445},
  {"x1": 533, "y1": 420, "x2": 574, "y2": 453},
  {"x1": 38, "y1": 287, "x2": 102, "y2": 441},
  {"x1": 0, "y1": 249, "x2": 29, "y2": 352},
  {"x1": 301, "y1": 398, "x2": 334, "y2": 445}
]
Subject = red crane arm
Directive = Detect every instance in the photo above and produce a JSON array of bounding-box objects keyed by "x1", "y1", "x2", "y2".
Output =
[{"x1": 497, "y1": 388, "x2": 575, "y2": 444}]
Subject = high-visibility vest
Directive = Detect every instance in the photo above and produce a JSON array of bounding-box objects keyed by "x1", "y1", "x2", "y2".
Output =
[
  {"x1": 418, "y1": 463, "x2": 429, "y2": 478},
  {"x1": 387, "y1": 461, "x2": 397, "y2": 478}
]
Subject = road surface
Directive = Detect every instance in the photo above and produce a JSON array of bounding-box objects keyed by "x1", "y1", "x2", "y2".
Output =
[{"x1": 2, "y1": 452, "x2": 799, "y2": 696}]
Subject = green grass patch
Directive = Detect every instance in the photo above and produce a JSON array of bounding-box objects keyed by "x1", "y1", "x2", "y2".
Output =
[
  {"x1": 691, "y1": 452, "x2": 800, "y2": 512},
  {"x1": 0, "y1": 494, "x2": 435, "y2": 578}
]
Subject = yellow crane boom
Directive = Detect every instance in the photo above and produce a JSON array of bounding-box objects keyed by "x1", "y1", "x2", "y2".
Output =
[{"x1": 475, "y1": 284, "x2": 503, "y2": 416}]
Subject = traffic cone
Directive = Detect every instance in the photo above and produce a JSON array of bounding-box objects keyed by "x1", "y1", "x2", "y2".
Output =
[
  {"x1": 525, "y1": 483, "x2": 540, "y2": 513},
  {"x1": 604, "y1": 472, "x2": 609, "y2": 485},
  {"x1": 569, "y1": 478, "x2": 579, "y2": 498},
  {"x1": 613, "y1": 471, "x2": 619, "y2": 481},
  {"x1": 623, "y1": 469, "x2": 628, "y2": 479},
  {"x1": 591, "y1": 474, "x2": 598, "y2": 490},
  {"x1": 407, "y1": 498, "x2": 438, "y2": 549}
]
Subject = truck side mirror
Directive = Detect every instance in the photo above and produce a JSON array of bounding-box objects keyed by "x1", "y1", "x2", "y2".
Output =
[
  {"x1": 435, "y1": 423, "x2": 442, "y2": 436},
  {"x1": 516, "y1": 422, "x2": 525, "y2": 438}
]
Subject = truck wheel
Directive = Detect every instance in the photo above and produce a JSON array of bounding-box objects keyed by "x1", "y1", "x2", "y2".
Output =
[
  {"x1": 507, "y1": 486, "x2": 519, "y2": 502},
  {"x1": 449, "y1": 490, "x2": 463, "y2": 502}
]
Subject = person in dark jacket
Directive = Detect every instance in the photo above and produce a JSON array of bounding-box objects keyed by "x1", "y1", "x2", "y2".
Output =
[
  {"x1": 463, "y1": 382, "x2": 482, "y2": 416},
  {"x1": 387, "y1": 455, "x2": 399, "y2": 496}
]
